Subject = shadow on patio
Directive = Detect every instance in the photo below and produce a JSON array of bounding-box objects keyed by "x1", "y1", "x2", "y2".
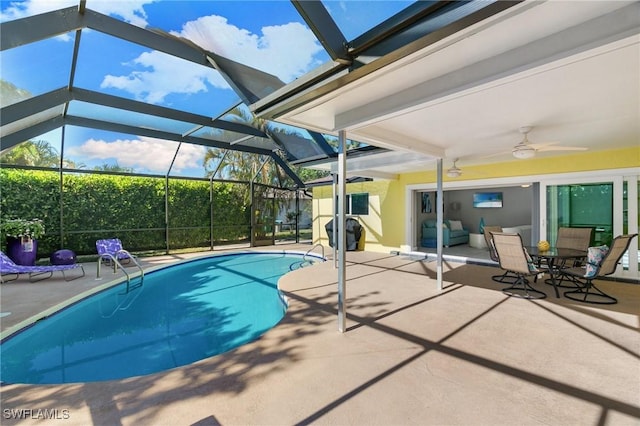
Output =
[{"x1": 1, "y1": 249, "x2": 638, "y2": 425}]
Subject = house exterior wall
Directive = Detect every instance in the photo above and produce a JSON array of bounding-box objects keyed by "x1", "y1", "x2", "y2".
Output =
[
  {"x1": 312, "y1": 179, "x2": 406, "y2": 252},
  {"x1": 312, "y1": 146, "x2": 639, "y2": 253}
]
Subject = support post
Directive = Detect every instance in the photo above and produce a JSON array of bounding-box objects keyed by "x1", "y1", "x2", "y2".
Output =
[
  {"x1": 210, "y1": 176, "x2": 214, "y2": 251},
  {"x1": 250, "y1": 181, "x2": 255, "y2": 247},
  {"x1": 337, "y1": 130, "x2": 347, "y2": 332},
  {"x1": 165, "y1": 176, "x2": 170, "y2": 254},
  {"x1": 332, "y1": 173, "x2": 338, "y2": 269},
  {"x1": 295, "y1": 190, "x2": 300, "y2": 244},
  {"x1": 436, "y1": 159, "x2": 443, "y2": 290},
  {"x1": 59, "y1": 126, "x2": 65, "y2": 250}
]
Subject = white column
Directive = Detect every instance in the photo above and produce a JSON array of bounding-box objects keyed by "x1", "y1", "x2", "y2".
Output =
[
  {"x1": 337, "y1": 130, "x2": 347, "y2": 332},
  {"x1": 436, "y1": 158, "x2": 443, "y2": 290},
  {"x1": 332, "y1": 173, "x2": 338, "y2": 269}
]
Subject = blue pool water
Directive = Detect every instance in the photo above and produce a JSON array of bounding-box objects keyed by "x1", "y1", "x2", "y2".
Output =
[{"x1": 1, "y1": 252, "x2": 319, "y2": 384}]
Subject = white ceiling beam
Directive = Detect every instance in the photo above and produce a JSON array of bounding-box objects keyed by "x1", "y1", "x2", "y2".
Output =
[
  {"x1": 351, "y1": 126, "x2": 444, "y2": 158},
  {"x1": 345, "y1": 170, "x2": 398, "y2": 180},
  {"x1": 334, "y1": 3, "x2": 640, "y2": 131}
]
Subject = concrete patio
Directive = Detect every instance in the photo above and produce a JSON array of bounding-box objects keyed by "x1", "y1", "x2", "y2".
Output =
[{"x1": 1, "y1": 246, "x2": 639, "y2": 425}]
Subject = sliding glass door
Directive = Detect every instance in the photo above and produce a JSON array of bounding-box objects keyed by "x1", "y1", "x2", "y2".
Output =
[
  {"x1": 546, "y1": 183, "x2": 613, "y2": 247},
  {"x1": 541, "y1": 174, "x2": 638, "y2": 280}
]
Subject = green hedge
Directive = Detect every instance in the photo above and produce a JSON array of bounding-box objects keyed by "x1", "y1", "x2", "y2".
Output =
[{"x1": 0, "y1": 169, "x2": 252, "y2": 257}]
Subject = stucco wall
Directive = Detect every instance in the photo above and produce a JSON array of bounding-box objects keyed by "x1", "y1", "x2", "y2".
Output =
[
  {"x1": 312, "y1": 180, "x2": 405, "y2": 252},
  {"x1": 312, "y1": 147, "x2": 640, "y2": 253}
]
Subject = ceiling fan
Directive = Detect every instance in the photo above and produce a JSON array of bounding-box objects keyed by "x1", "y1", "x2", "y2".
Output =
[
  {"x1": 447, "y1": 159, "x2": 462, "y2": 178},
  {"x1": 511, "y1": 126, "x2": 587, "y2": 159}
]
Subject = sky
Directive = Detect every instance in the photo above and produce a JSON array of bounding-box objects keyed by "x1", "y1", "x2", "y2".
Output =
[{"x1": 1, "y1": 0, "x2": 412, "y2": 176}]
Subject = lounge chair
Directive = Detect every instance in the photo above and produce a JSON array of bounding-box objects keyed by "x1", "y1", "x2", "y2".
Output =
[
  {"x1": 96, "y1": 238, "x2": 133, "y2": 267},
  {"x1": 0, "y1": 251, "x2": 85, "y2": 283}
]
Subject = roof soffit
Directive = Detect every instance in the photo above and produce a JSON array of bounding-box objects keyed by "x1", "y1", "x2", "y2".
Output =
[{"x1": 332, "y1": 2, "x2": 640, "y2": 132}]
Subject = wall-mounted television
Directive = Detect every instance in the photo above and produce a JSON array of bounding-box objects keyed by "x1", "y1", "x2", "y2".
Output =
[{"x1": 473, "y1": 192, "x2": 503, "y2": 208}]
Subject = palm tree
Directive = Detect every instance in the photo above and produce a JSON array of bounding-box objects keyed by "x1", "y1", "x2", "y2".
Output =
[
  {"x1": 93, "y1": 163, "x2": 134, "y2": 173},
  {"x1": 203, "y1": 106, "x2": 285, "y2": 186},
  {"x1": 1, "y1": 140, "x2": 61, "y2": 167}
]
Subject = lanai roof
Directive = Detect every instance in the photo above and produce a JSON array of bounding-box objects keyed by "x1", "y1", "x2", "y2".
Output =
[
  {"x1": 1, "y1": 0, "x2": 469, "y2": 185},
  {"x1": 2, "y1": 1, "x2": 638, "y2": 184}
]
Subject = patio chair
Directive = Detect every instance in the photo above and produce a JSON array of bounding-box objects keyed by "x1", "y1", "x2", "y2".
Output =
[
  {"x1": 0, "y1": 251, "x2": 85, "y2": 283},
  {"x1": 96, "y1": 238, "x2": 133, "y2": 267},
  {"x1": 484, "y1": 226, "x2": 518, "y2": 284},
  {"x1": 549, "y1": 227, "x2": 593, "y2": 286},
  {"x1": 492, "y1": 232, "x2": 546, "y2": 299},
  {"x1": 561, "y1": 234, "x2": 637, "y2": 305}
]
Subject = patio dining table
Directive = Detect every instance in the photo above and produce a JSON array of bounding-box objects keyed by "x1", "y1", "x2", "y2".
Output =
[{"x1": 526, "y1": 246, "x2": 588, "y2": 298}]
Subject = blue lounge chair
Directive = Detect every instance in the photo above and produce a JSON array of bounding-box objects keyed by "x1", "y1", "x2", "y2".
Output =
[
  {"x1": 0, "y1": 251, "x2": 85, "y2": 283},
  {"x1": 96, "y1": 238, "x2": 133, "y2": 266}
]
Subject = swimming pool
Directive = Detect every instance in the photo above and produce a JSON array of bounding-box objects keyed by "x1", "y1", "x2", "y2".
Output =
[{"x1": 0, "y1": 252, "x2": 321, "y2": 384}]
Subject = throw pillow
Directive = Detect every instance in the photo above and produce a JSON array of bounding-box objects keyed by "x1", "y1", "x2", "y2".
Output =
[
  {"x1": 449, "y1": 220, "x2": 463, "y2": 231},
  {"x1": 585, "y1": 245, "x2": 608, "y2": 277},
  {"x1": 524, "y1": 248, "x2": 538, "y2": 273}
]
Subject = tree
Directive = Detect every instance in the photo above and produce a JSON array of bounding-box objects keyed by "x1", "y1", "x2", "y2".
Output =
[
  {"x1": 93, "y1": 163, "x2": 135, "y2": 173},
  {"x1": 323, "y1": 134, "x2": 365, "y2": 151},
  {"x1": 292, "y1": 166, "x2": 330, "y2": 184},
  {"x1": 1, "y1": 79, "x2": 31, "y2": 106},
  {"x1": 203, "y1": 106, "x2": 284, "y2": 186},
  {"x1": 1, "y1": 139, "x2": 85, "y2": 169},
  {"x1": 1, "y1": 140, "x2": 61, "y2": 167}
]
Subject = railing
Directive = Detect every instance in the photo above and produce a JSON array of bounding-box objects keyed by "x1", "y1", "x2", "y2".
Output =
[
  {"x1": 96, "y1": 249, "x2": 144, "y2": 292},
  {"x1": 99, "y1": 283, "x2": 143, "y2": 318},
  {"x1": 303, "y1": 243, "x2": 325, "y2": 263}
]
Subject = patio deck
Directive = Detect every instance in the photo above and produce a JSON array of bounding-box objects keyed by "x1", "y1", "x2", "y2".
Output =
[{"x1": 1, "y1": 246, "x2": 639, "y2": 425}]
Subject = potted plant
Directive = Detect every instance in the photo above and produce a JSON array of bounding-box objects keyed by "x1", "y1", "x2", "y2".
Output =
[{"x1": 0, "y1": 218, "x2": 45, "y2": 265}]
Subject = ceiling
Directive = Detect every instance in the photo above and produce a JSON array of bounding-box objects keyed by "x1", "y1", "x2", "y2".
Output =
[
  {"x1": 253, "y1": 1, "x2": 640, "y2": 178},
  {"x1": 2, "y1": 1, "x2": 638, "y2": 184}
]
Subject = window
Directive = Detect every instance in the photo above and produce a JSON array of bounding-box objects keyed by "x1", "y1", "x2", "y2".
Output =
[
  {"x1": 335, "y1": 193, "x2": 369, "y2": 215},
  {"x1": 350, "y1": 193, "x2": 369, "y2": 215}
]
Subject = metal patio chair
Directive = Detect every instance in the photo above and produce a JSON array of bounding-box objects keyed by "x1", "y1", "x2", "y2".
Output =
[
  {"x1": 492, "y1": 232, "x2": 546, "y2": 299},
  {"x1": 561, "y1": 234, "x2": 637, "y2": 304}
]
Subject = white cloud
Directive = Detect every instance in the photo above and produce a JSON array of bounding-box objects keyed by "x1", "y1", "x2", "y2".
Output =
[
  {"x1": 1, "y1": 0, "x2": 153, "y2": 27},
  {"x1": 68, "y1": 136, "x2": 206, "y2": 173},
  {"x1": 89, "y1": 0, "x2": 152, "y2": 28},
  {"x1": 4, "y1": 1, "x2": 324, "y2": 104},
  {"x1": 174, "y1": 15, "x2": 323, "y2": 83},
  {"x1": 101, "y1": 51, "x2": 228, "y2": 104},
  {"x1": 100, "y1": 14, "x2": 322, "y2": 103},
  {"x1": 1, "y1": 0, "x2": 74, "y2": 22}
]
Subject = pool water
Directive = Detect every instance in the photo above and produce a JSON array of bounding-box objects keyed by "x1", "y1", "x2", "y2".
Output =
[{"x1": 1, "y1": 252, "x2": 319, "y2": 384}]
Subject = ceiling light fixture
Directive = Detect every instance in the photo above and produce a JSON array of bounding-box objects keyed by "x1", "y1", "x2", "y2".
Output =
[
  {"x1": 446, "y1": 159, "x2": 462, "y2": 178},
  {"x1": 512, "y1": 126, "x2": 536, "y2": 159},
  {"x1": 512, "y1": 144, "x2": 536, "y2": 159}
]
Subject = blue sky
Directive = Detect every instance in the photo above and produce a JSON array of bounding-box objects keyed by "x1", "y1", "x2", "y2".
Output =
[{"x1": 1, "y1": 0, "x2": 412, "y2": 176}]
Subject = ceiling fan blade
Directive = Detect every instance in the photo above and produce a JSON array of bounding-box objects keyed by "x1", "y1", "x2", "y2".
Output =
[
  {"x1": 528, "y1": 142, "x2": 559, "y2": 149},
  {"x1": 537, "y1": 146, "x2": 588, "y2": 152},
  {"x1": 480, "y1": 150, "x2": 511, "y2": 159}
]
